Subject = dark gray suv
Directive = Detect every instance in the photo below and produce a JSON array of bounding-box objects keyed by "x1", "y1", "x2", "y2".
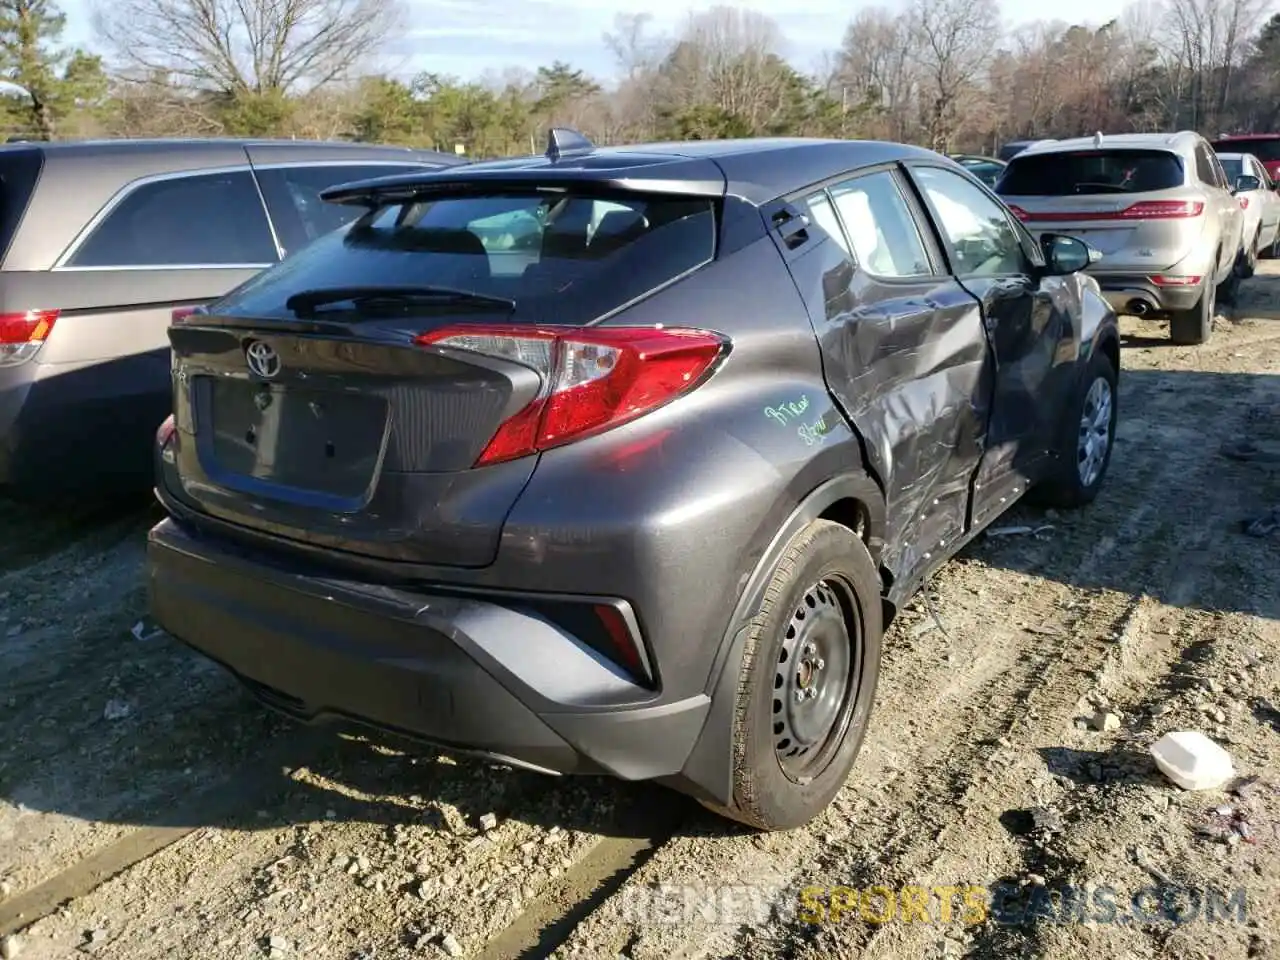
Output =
[
  {"x1": 147, "y1": 133, "x2": 1121, "y2": 831},
  {"x1": 0, "y1": 138, "x2": 462, "y2": 497}
]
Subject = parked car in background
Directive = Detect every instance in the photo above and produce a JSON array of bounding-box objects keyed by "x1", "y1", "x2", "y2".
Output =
[
  {"x1": 1213, "y1": 152, "x2": 1280, "y2": 273},
  {"x1": 995, "y1": 131, "x2": 1246, "y2": 345},
  {"x1": 997, "y1": 139, "x2": 1054, "y2": 162},
  {"x1": 148, "y1": 132, "x2": 1119, "y2": 832},
  {"x1": 949, "y1": 154, "x2": 1006, "y2": 187},
  {"x1": 1210, "y1": 133, "x2": 1280, "y2": 183},
  {"x1": 0, "y1": 138, "x2": 463, "y2": 499}
]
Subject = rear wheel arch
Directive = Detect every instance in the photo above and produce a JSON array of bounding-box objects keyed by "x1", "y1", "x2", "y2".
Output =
[{"x1": 666, "y1": 472, "x2": 887, "y2": 807}]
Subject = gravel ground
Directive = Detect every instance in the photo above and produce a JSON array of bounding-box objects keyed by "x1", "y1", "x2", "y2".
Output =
[{"x1": 1, "y1": 265, "x2": 1278, "y2": 960}]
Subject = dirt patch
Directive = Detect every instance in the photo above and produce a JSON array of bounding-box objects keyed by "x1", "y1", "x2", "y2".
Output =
[{"x1": 0, "y1": 267, "x2": 1278, "y2": 960}]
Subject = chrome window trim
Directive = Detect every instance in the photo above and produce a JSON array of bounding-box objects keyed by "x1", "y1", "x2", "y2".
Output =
[
  {"x1": 52, "y1": 159, "x2": 443, "y2": 271},
  {"x1": 54, "y1": 263, "x2": 276, "y2": 273}
]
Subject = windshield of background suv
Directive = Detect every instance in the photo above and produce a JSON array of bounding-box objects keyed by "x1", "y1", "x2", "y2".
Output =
[
  {"x1": 1212, "y1": 138, "x2": 1280, "y2": 161},
  {"x1": 996, "y1": 149, "x2": 1186, "y2": 196},
  {"x1": 214, "y1": 191, "x2": 717, "y2": 326}
]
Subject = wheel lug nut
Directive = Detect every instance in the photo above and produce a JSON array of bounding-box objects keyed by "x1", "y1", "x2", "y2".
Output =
[
  {"x1": 816, "y1": 658, "x2": 826, "y2": 670},
  {"x1": 803, "y1": 643, "x2": 817, "y2": 657},
  {"x1": 807, "y1": 687, "x2": 819, "y2": 699},
  {"x1": 794, "y1": 689, "x2": 806, "y2": 702}
]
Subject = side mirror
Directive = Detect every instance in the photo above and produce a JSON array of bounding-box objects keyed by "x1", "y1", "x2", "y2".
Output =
[
  {"x1": 1233, "y1": 174, "x2": 1261, "y2": 194},
  {"x1": 1040, "y1": 233, "x2": 1098, "y2": 275}
]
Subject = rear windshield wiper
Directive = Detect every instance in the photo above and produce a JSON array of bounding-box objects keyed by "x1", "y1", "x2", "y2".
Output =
[{"x1": 284, "y1": 285, "x2": 516, "y2": 317}]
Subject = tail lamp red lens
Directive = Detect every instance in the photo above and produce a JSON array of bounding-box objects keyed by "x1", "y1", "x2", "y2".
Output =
[
  {"x1": 1149, "y1": 275, "x2": 1202, "y2": 286},
  {"x1": 1007, "y1": 200, "x2": 1204, "y2": 222},
  {"x1": 171, "y1": 305, "x2": 205, "y2": 324},
  {"x1": 414, "y1": 324, "x2": 727, "y2": 466},
  {"x1": 0, "y1": 309, "x2": 58, "y2": 365}
]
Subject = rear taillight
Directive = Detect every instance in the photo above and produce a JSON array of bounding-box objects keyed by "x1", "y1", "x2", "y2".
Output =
[
  {"x1": 1012, "y1": 200, "x2": 1204, "y2": 222},
  {"x1": 1120, "y1": 200, "x2": 1203, "y2": 218},
  {"x1": 1150, "y1": 275, "x2": 1202, "y2": 286},
  {"x1": 0, "y1": 309, "x2": 58, "y2": 366},
  {"x1": 171, "y1": 305, "x2": 207, "y2": 324},
  {"x1": 156, "y1": 414, "x2": 177, "y2": 463},
  {"x1": 415, "y1": 324, "x2": 727, "y2": 466}
]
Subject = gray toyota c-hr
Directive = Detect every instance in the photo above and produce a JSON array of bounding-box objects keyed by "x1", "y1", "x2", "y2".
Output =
[{"x1": 147, "y1": 131, "x2": 1121, "y2": 831}]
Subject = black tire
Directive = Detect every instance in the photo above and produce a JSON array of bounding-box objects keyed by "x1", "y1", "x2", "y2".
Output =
[
  {"x1": 1168, "y1": 278, "x2": 1214, "y2": 345},
  {"x1": 1237, "y1": 231, "x2": 1259, "y2": 279},
  {"x1": 705, "y1": 519, "x2": 882, "y2": 832},
  {"x1": 1032, "y1": 349, "x2": 1119, "y2": 509},
  {"x1": 1216, "y1": 257, "x2": 1241, "y2": 306}
]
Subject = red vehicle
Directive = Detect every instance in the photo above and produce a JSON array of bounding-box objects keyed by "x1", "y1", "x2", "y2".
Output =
[{"x1": 1210, "y1": 134, "x2": 1280, "y2": 181}]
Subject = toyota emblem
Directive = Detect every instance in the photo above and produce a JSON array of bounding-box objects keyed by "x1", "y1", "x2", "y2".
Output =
[{"x1": 245, "y1": 340, "x2": 281, "y2": 379}]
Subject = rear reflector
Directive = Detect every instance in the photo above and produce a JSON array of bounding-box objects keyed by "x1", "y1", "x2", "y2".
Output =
[
  {"x1": 1239, "y1": 196, "x2": 1250, "y2": 209},
  {"x1": 415, "y1": 324, "x2": 727, "y2": 466},
  {"x1": 1149, "y1": 275, "x2": 1202, "y2": 286},
  {"x1": 0, "y1": 309, "x2": 58, "y2": 366},
  {"x1": 1008, "y1": 200, "x2": 1204, "y2": 222}
]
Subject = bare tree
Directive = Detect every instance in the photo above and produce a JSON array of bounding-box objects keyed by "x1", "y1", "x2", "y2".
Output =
[
  {"x1": 909, "y1": 0, "x2": 1000, "y2": 151},
  {"x1": 90, "y1": 0, "x2": 404, "y2": 97},
  {"x1": 835, "y1": 7, "x2": 922, "y2": 141}
]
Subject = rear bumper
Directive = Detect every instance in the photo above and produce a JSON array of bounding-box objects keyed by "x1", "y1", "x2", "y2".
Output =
[
  {"x1": 146, "y1": 517, "x2": 711, "y2": 781},
  {"x1": 1092, "y1": 274, "x2": 1203, "y2": 315}
]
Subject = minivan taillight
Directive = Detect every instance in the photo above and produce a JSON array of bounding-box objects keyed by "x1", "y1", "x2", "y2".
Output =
[
  {"x1": 414, "y1": 324, "x2": 728, "y2": 466},
  {"x1": 0, "y1": 309, "x2": 58, "y2": 366},
  {"x1": 171, "y1": 305, "x2": 206, "y2": 324}
]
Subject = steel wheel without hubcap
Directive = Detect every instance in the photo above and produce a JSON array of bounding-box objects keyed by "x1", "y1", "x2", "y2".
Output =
[
  {"x1": 1077, "y1": 376, "x2": 1113, "y2": 488},
  {"x1": 773, "y1": 576, "x2": 861, "y2": 784}
]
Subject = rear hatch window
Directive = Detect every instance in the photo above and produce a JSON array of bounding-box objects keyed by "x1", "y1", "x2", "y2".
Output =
[
  {"x1": 997, "y1": 150, "x2": 1185, "y2": 196},
  {"x1": 165, "y1": 189, "x2": 717, "y2": 566},
  {"x1": 0, "y1": 147, "x2": 44, "y2": 266},
  {"x1": 1211, "y1": 138, "x2": 1280, "y2": 162},
  {"x1": 215, "y1": 191, "x2": 717, "y2": 325}
]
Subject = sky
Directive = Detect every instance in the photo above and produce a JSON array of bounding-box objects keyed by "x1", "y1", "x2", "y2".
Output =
[{"x1": 57, "y1": 0, "x2": 1138, "y2": 83}]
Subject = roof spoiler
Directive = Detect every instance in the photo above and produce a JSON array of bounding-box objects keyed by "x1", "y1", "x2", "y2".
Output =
[{"x1": 319, "y1": 143, "x2": 727, "y2": 208}]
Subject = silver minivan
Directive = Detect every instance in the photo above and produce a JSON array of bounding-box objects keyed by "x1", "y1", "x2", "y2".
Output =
[
  {"x1": 0, "y1": 138, "x2": 463, "y2": 498},
  {"x1": 994, "y1": 131, "x2": 1247, "y2": 345}
]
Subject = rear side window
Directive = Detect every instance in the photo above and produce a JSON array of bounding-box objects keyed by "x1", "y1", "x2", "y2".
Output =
[
  {"x1": 254, "y1": 163, "x2": 432, "y2": 256},
  {"x1": 0, "y1": 148, "x2": 44, "y2": 266},
  {"x1": 1194, "y1": 145, "x2": 1223, "y2": 187},
  {"x1": 1211, "y1": 138, "x2": 1280, "y2": 162},
  {"x1": 66, "y1": 170, "x2": 278, "y2": 268},
  {"x1": 997, "y1": 150, "x2": 1186, "y2": 196},
  {"x1": 213, "y1": 191, "x2": 716, "y2": 325}
]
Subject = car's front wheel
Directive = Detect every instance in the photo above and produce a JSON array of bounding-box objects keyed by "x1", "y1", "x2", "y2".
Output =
[
  {"x1": 1032, "y1": 348, "x2": 1119, "y2": 509},
  {"x1": 710, "y1": 519, "x2": 882, "y2": 832}
]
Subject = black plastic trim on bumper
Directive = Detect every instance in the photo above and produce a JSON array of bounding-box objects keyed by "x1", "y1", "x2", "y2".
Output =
[
  {"x1": 1094, "y1": 275, "x2": 1203, "y2": 314},
  {"x1": 146, "y1": 517, "x2": 710, "y2": 782}
]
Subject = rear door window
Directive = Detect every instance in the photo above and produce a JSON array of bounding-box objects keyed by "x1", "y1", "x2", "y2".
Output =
[
  {"x1": 66, "y1": 170, "x2": 277, "y2": 268},
  {"x1": 997, "y1": 150, "x2": 1186, "y2": 196},
  {"x1": 254, "y1": 163, "x2": 432, "y2": 256},
  {"x1": 0, "y1": 147, "x2": 43, "y2": 266},
  {"x1": 214, "y1": 191, "x2": 717, "y2": 326},
  {"x1": 828, "y1": 171, "x2": 933, "y2": 278}
]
